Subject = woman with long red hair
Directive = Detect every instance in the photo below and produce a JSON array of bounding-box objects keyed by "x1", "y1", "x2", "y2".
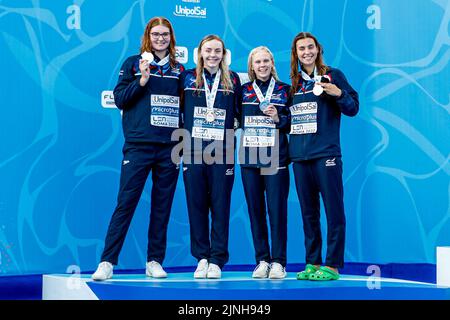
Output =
[{"x1": 92, "y1": 17, "x2": 185, "y2": 281}]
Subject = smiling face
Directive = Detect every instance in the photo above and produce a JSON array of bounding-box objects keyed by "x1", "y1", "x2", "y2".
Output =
[
  {"x1": 200, "y1": 39, "x2": 224, "y2": 72},
  {"x1": 251, "y1": 50, "x2": 273, "y2": 81},
  {"x1": 296, "y1": 37, "x2": 319, "y2": 70},
  {"x1": 150, "y1": 25, "x2": 171, "y2": 53}
]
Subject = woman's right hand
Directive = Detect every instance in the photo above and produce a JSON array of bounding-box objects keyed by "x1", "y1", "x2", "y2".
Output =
[
  {"x1": 263, "y1": 104, "x2": 280, "y2": 123},
  {"x1": 139, "y1": 59, "x2": 150, "y2": 86}
]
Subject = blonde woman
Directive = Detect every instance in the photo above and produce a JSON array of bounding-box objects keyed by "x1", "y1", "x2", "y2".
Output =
[
  {"x1": 240, "y1": 46, "x2": 291, "y2": 279},
  {"x1": 180, "y1": 35, "x2": 241, "y2": 279}
]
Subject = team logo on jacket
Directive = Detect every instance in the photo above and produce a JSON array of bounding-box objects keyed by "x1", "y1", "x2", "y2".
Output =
[
  {"x1": 225, "y1": 168, "x2": 234, "y2": 176},
  {"x1": 325, "y1": 158, "x2": 336, "y2": 167},
  {"x1": 150, "y1": 95, "x2": 180, "y2": 128},
  {"x1": 270, "y1": 93, "x2": 283, "y2": 101}
]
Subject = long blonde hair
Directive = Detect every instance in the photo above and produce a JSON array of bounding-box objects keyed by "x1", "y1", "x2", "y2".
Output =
[
  {"x1": 290, "y1": 32, "x2": 329, "y2": 94},
  {"x1": 140, "y1": 17, "x2": 177, "y2": 68},
  {"x1": 195, "y1": 35, "x2": 233, "y2": 94},
  {"x1": 247, "y1": 46, "x2": 280, "y2": 82}
]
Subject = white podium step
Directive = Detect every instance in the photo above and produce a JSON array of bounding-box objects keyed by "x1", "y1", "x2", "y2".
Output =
[
  {"x1": 437, "y1": 247, "x2": 450, "y2": 287},
  {"x1": 41, "y1": 272, "x2": 447, "y2": 300},
  {"x1": 42, "y1": 275, "x2": 98, "y2": 300}
]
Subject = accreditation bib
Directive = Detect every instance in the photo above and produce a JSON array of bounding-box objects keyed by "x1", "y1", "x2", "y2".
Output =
[
  {"x1": 192, "y1": 106, "x2": 226, "y2": 140},
  {"x1": 150, "y1": 94, "x2": 180, "y2": 128},
  {"x1": 243, "y1": 115, "x2": 276, "y2": 147},
  {"x1": 290, "y1": 102, "x2": 317, "y2": 135}
]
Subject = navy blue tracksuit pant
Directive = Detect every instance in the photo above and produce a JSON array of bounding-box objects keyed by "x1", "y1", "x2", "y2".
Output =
[
  {"x1": 101, "y1": 142, "x2": 179, "y2": 265},
  {"x1": 241, "y1": 167, "x2": 289, "y2": 267},
  {"x1": 292, "y1": 157, "x2": 346, "y2": 269},
  {"x1": 183, "y1": 163, "x2": 234, "y2": 269}
]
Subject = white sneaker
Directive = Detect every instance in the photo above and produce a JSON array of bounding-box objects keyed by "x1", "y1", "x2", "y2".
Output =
[
  {"x1": 194, "y1": 259, "x2": 209, "y2": 279},
  {"x1": 207, "y1": 263, "x2": 221, "y2": 279},
  {"x1": 146, "y1": 261, "x2": 167, "y2": 278},
  {"x1": 91, "y1": 261, "x2": 113, "y2": 281},
  {"x1": 269, "y1": 262, "x2": 286, "y2": 279},
  {"x1": 252, "y1": 261, "x2": 270, "y2": 278}
]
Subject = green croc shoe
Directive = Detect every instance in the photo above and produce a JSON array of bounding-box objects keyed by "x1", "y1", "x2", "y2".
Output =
[
  {"x1": 309, "y1": 266, "x2": 340, "y2": 281},
  {"x1": 296, "y1": 264, "x2": 319, "y2": 280}
]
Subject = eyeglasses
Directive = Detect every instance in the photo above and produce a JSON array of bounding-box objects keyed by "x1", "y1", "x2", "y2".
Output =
[{"x1": 150, "y1": 32, "x2": 170, "y2": 40}]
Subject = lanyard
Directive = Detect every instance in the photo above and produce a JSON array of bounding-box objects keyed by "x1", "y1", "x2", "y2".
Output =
[
  {"x1": 152, "y1": 54, "x2": 170, "y2": 66},
  {"x1": 300, "y1": 66, "x2": 321, "y2": 82},
  {"x1": 299, "y1": 66, "x2": 323, "y2": 94},
  {"x1": 252, "y1": 77, "x2": 276, "y2": 103},
  {"x1": 202, "y1": 69, "x2": 222, "y2": 110}
]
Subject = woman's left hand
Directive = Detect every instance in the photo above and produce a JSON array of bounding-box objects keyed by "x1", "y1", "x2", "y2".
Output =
[
  {"x1": 317, "y1": 82, "x2": 342, "y2": 97},
  {"x1": 263, "y1": 105, "x2": 280, "y2": 123}
]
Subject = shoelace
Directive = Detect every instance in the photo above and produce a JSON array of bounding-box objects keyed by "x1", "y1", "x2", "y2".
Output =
[
  {"x1": 253, "y1": 262, "x2": 269, "y2": 272},
  {"x1": 207, "y1": 264, "x2": 222, "y2": 274},
  {"x1": 271, "y1": 264, "x2": 284, "y2": 272},
  {"x1": 197, "y1": 262, "x2": 208, "y2": 271}
]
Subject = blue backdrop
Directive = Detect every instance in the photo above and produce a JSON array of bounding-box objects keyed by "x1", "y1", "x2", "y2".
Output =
[{"x1": 0, "y1": 0, "x2": 449, "y2": 275}]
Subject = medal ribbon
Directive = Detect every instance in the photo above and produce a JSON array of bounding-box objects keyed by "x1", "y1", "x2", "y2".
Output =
[
  {"x1": 202, "y1": 69, "x2": 222, "y2": 110},
  {"x1": 150, "y1": 54, "x2": 170, "y2": 67},
  {"x1": 252, "y1": 77, "x2": 276, "y2": 104},
  {"x1": 300, "y1": 66, "x2": 322, "y2": 83}
]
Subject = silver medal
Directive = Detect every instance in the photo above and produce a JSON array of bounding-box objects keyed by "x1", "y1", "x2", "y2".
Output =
[
  {"x1": 313, "y1": 84, "x2": 323, "y2": 96},
  {"x1": 203, "y1": 70, "x2": 221, "y2": 123},
  {"x1": 253, "y1": 77, "x2": 276, "y2": 113},
  {"x1": 206, "y1": 110, "x2": 215, "y2": 122},
  {"x1": 141, "y1": 51, "x2": 154, "y2": 63},
  {"x1": 259, "y1": 100, "x2": 270, "y2": 112}
]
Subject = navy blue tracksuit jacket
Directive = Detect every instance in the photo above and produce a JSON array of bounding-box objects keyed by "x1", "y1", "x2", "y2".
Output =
[
  {"x1": 180, "y1": 68, "x2": 241, "y2": 268},
  {"x1": 240, "y1": 78, "x2": 291, "y2": 266},
  {"x1": 289, "y1": 67, "x2": 359, "y2": 268},
  {"x1": 101, "y1": 53, "x2": 185, "y2": 265}
]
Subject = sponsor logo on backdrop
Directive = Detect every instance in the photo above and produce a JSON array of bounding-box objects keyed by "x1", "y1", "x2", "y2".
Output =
[
  {"x1": 173, "y1": 4, "x2": 207, "y2": 19},
  {"x1": 182, "y1": 0, "x2": 201, "y2": 3},
  {"x1": 101, "y1": 90, "x2": 116, "y2": 108},
  {"x1": 193, "y1": 48, "x2": 232, "y2": 66},
  {"x1": 175, "y1": 46, "x2": 188, "y2": 63},
  {"x1": 237, "y1": 72, "x2": 250, "y2": 84}
]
